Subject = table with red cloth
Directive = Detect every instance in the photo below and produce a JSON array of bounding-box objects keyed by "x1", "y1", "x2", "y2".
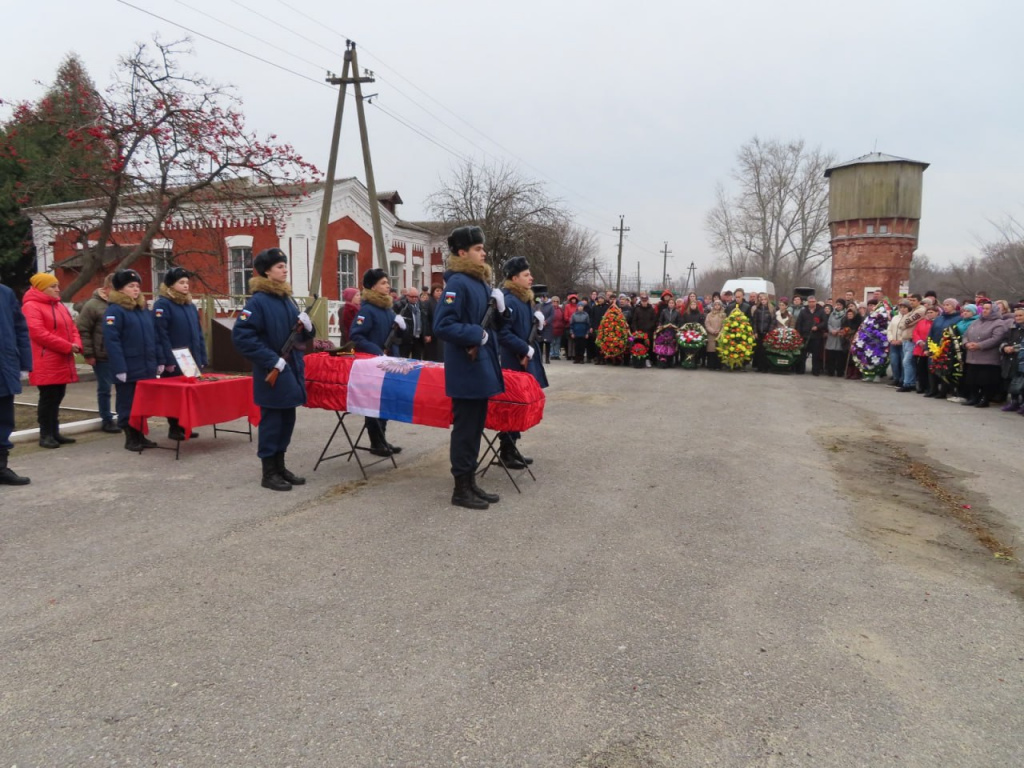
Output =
[
  {"x1": 129, "y1": 374, "x2": 261, "y2": 439},
  {"x1": 303, "y1": 352, "x2": 546, "y2": 480}
]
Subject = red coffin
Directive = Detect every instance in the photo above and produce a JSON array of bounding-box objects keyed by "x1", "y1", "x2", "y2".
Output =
[{"x1": 304, "y1": 353, "x2": 545, "y2": 433}]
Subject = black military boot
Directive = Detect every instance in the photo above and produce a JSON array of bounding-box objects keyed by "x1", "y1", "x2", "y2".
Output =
[
  {"x1": 167, "y1": 417, "x2": 198, "y2": 441},
  {"x1": 452, "y1": 474, "x2": 488, "y2": 509},
  {"x1": 276, "y1": 453, "x2": 305, "y2": 485},
  {"x1": 261, "y1": 456, "x2": 292, "y2": 491},
  {"x1": 123, "y1": 427, "x2": 142, "y2": 452},
  {"x1": 469, "y1": 474, "x2": 499, "y2": 504},
  {"x1": 366, "y1": 420, "x2": 392, "y2": 457},
  {"x1": 499, "y1": 444, "x2": 527, "y2": 470},
  {"x1": 381, "y1": 421, "x2": 401, "y2": 454},
  {"x1": 136, "y1": 428, "x2": 158, "y2": 449},
  {"x1": 0, "y1": 452, "x2": 30, "y2": 486}
]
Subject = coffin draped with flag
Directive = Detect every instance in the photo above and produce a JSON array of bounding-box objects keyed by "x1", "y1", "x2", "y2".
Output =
[{"x1": 303, "y1": 353, "x2": 545, "y2": 432}]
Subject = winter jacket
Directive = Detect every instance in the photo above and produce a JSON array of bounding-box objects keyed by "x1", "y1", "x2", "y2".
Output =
[
  {"x1": 897, "y1": 304, "x2": 927, "y2": 342},
  {"x1": 549, "y1": 303, "x2": 567, "y2": 337},
  {"x1": 76, "y1": 289, "x2": 110, "y2": 362},
  {"x1": 795, "y1": 305, "x2": 827, "y2": 340},
  {"x1": 963, "y1": 307, "x2": 1005, "y2": 366},
  {"x1": 349, "y1": 290, "x2": 398, "y2": 356},
  {"x1": 22, "y1": 285, "x2": 81, "y2": 387},
  {"x1": 432, "y1": 259, "x2": 505, "y2": 400},
  {"x1": 999, "y1": 323, "x2": 1024, "y2": 379},
  {"x1": 569, "y1": 309, "x2": 592, "y2": 339},
  {"x1": 231, "y1": 277, "x2": 313, "y2": 409},
  {"x1": 102, "y1": 291, "x2": 158, "y2": 383},
  {"x1": 886, "y1": 313, "x2": 903, "y2": 345},
  {"x1": 929, "y1": 310, "x2": 960, "y2": 343},
  {"x1": 630, "y1": 302, "x2": 658, "y2": 336},
  {"x1": 750, "y1": 305, "x2": 776, "y2": 337},
  {"x1": 825, "y1": 309, "x2": 846, "y2": 352},
  {"x1": 704, "y1": 309, "x2": 725, "y2": 352},
  {"x1": 498, "y1": 288, "x2": 548, "y2": 388},
  {"x1": 775, "y1": 310, "x2": 793, "y2": 329},
  {"x1": 658, "y1": 308, "x2": 683, "y2": 327},
  {"x1": 911, "y1": 317, "x2": 933, "y2": 357},
  {"x1": 153, "y1": 286, "x2": 208, "y2": 369},
  {"x1": 0, "y1": 283, "x2": 32, "y2": 397}
]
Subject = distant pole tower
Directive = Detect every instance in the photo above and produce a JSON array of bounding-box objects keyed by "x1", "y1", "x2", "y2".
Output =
[{"x1": 825, "y1": 153, "x2": 929, "y2": 301}]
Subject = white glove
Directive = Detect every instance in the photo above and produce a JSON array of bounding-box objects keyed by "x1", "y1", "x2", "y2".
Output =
[
  {"x1": 21, "y1": 371, "x2": 29, "y2": 378},
  {"x1": 394, "y1": 315, "x2": 407, "y2": 331},
  {"x1": 116, "y1": 373, "x2": 127, "y2": 383},
  {"x1": 166, "y1": 364, "x2": 176, "y2": 373},
  {"x1": 534, "y1": 310, "x2": 545, "y2": 330},
  {"x1": 274, "y1": 358, "x2": 287, "y2": 372},
  {"x1": 526, "y1": 346, "x2": 535, "y2": 360},
  {"x1": 491, "y1": 288, "x2": 506, "y2": 313},
  {"x1": 157, "y1": 365, "x2": 165, "y2": 375},
  {"x1": 481, "y1": 329, "x2": 489, "y2": 346},
  {"x1": 297, "y1": 311, "x2": 312, "y2": 332}
]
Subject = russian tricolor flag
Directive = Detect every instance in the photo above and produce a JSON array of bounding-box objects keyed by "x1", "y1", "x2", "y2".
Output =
[{"x1": 345, "y1": 358, "x2": 452, "y2": 427}]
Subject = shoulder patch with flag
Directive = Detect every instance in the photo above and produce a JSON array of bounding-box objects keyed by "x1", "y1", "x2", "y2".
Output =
[
  {"x1": 355, "y1": 315, "x2": 365, "y2": 325},
  {"x1": 240, "y1": 309, "x2": 252, "y2": 321},
  {"x1": 105, "y1": 315, "x2": 116, "y2": 325},
  {"x1": 444, "y1": 291, "x2": 456, "y2": 305},
  {"x1": 155, "y1": 308, "x2": 164, "y2": 318}
]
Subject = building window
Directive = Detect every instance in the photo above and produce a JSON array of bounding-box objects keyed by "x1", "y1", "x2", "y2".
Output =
[
  {"x1": 229, "y1": 246, "x2": 253, "y2": 295},
  {"x1": 152, "y1": 249, "x2": 174, "y2": 288},
  {"x1": 866, "y1": 224, "x2": 875, "y2": 234},
  {"x1": 389, "y1": 260, "x2": 402, "y2": 288},
  {"x1": 339, "y1": 250, "x2": 357, "y2": 293},
  {"x1": 879, "y1": 224, "x2": 889, "y2": 234}
]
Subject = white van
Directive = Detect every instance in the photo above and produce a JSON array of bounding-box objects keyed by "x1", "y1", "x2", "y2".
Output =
[{"x1": 721, "y1": 277, "x2": 776, "y2": 303}]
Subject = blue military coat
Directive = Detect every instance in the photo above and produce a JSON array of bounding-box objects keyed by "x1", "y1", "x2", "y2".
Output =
[
  {"x1": 433, "y1": 269, "x2": 505, "y2": 399},
  {"x1": 231, "y1": 285, "x2": 312, "y2": 409},
  {"x1": 349, "y1": 297, "x2": 398, "y2": 356},
  {"x1": 153, "y1": 293, "x2": 208, "y2": 368},
  {"x1": 498, "y1": 290, "x2": 549, "y2": 388},
  {"x1": 0, "y1": 283, "x2": 32, "y2": 397},
  {"x1": 102, "y1": 295, "x2": 159, "y2": 382}
]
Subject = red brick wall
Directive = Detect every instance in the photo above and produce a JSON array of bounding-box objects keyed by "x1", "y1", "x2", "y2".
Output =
[
  {"x1": 53, "y1": 221, "x2": 279, "y2": 303},
  {"x1": 830, "y1": 217, "x2": 918, "y2": 300}
]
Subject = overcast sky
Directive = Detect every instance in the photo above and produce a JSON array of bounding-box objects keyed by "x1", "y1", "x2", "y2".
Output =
[{"x1": 4, "y1": 0, "x2": 1022, "y2": 285}]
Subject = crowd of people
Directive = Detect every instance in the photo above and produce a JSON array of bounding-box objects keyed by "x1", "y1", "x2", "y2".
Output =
[
  {"x1": 5, "y1": 254, "x2": 1022, "y2": 492},
  {"x1": 525, "y1": 285, "x2": 1024, "y2": 406}
]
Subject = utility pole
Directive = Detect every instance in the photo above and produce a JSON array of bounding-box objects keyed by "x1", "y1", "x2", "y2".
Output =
[
  {"x1": 636, "y1": 261, "x2": 641, "y2": 292},
  {"x1": 612, "y1": 215, "x2": 629, "y2": 294},
  {"x1": 349, "y1": 45, "x2": 388, "y2": 273},
  {"x1": 660, "y1": 241, "x2": 673, "y2": 292},
  {"x1": 682, "y1": 261, "x2": 697, "y2": 295},
  {"x1": 307, "y1": 41, "x2": 378, "y2": 339}
]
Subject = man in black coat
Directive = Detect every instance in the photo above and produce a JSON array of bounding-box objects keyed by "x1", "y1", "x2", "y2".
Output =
[
  {"x1": 393, "y1": 287, "x2": 425, "y2": 360},
  {"x1": 588, "y1": 294, "x2": 609, "y2": 364},
  {"x1": 795, "y1": 295, "x2": 827, "y2": 375}
]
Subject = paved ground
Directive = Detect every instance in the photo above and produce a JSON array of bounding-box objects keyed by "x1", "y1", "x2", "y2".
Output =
[{"x1": 3, "y1": 363, "x2": 1023, "y2": 767}]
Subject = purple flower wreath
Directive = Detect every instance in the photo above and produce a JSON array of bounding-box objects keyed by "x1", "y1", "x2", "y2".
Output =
[{"x1": 852, "y1": 301, "x2": 891, "y2": 376}]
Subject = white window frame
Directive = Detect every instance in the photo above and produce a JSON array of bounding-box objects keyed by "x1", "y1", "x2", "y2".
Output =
[
  {"x1": 151, "y1": 248, "x2": 174, "y2": 288},
  {"x1": 228, "y1": 246, "x2": 254, "y2": 295},
  {"x1": 389, "y1": 260, "x2": 403, "y2": 288},
  {"x1": 338, "y1": 250, "x2": 358, "y2": 293}
]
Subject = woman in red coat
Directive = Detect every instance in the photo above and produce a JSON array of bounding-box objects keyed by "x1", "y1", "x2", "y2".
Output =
[{"x1": 23, "y1": 273, "x2": 82, "y2": 448}]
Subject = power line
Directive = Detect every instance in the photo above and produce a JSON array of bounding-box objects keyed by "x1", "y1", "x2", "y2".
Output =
[{"x1": 114, "y1": 0, "x2": 330, "y2": 89}]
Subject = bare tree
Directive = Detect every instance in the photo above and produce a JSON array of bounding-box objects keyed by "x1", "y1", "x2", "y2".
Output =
[
  {"x1": 9, "y1": 38, "x2": 319, "y2": 299},
  {"x1": 705, "y1": 137, "x2": 835, "y2": 286},
  {"x1": 427, "y1": 160, "x2": 568, "y2": 276},
  {"x1": 524, "y1": 217, "x2": 598, "y2": 294}
]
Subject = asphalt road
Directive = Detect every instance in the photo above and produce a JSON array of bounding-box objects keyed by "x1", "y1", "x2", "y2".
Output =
[{"x1": 2, "y1": 363, "x2": 1022, "y2": 767}]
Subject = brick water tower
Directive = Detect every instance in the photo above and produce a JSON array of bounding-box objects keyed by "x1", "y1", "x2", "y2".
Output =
[{"x1": 825, "y1": 152, "x2": 929, "y2": 301}]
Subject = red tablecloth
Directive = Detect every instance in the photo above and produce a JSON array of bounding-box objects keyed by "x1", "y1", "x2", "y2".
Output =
[
  {"x1": 304, "y1": 353, "x2": 545, "y2": 432},
  {"x1": 129, "y1": 375, "x2": 261, "y2": 438}
]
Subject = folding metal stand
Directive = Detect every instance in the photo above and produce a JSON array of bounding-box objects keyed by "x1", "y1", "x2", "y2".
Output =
[
  {"x1": 313, "y1": 411, "x2": 397, "y2": 479},
  {"x1": 151, "y1": 421, "x2": 252, "y2": 460},
  {"x1": 475, "y1": 430, "x2": 535, "y2": 494}
]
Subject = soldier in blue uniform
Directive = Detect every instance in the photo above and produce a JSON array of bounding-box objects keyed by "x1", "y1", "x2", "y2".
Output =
[
  {"x1": 497, "y1": 256, "x2": 548, "y2": 469},
  {"x1": 153, "y1": 266, "x2": 208, "y2": 439},
  {"x1": 103, "y1": 269, "x2": 160, "y2": 452},
  {"x1": 348, "y1": 267, "x2": 407, "y2": 456},
  {"x1": 231, "y1": 248, "x2": 314, "y2": 491},
  {"x1": 432, "y1": 226, "x2": 505, "y2": 510},
  {"x1": 0, "y1": 280, "x2": 33, "y2": 485}
]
